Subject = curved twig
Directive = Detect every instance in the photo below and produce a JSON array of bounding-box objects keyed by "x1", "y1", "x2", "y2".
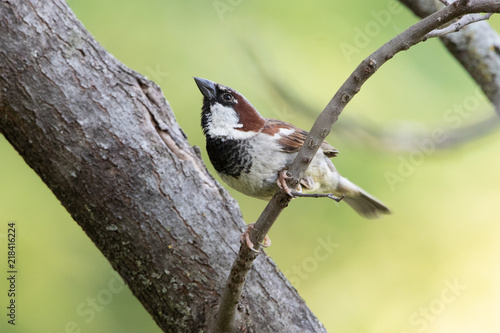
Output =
[
  {"x1": 214, "y1": 1, "x2": 500, "y2": 331},
  {"x1": 424, "y1": 13, "x2": 493, "y2": 39}
]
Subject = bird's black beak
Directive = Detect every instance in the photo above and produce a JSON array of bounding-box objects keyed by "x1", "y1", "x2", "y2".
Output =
[{"x1": 194, "y1": 77, "x2": 216, "y2": 100}]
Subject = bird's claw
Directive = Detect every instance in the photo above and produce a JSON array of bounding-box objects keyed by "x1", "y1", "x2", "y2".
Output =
[
  {"x1": 240, "y1": 223, "x2": 272, "y2": 253},
  {"x1": 260, "y1": 235, "x2": 272, "y2": 248},
  {"x1": 277, "y1": 170, "x2": 294, "y2": 197}
]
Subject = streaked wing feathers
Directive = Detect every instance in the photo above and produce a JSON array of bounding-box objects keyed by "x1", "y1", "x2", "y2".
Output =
[{"x1": 263, "y1": 119, "x2": 339, "y2": 157}]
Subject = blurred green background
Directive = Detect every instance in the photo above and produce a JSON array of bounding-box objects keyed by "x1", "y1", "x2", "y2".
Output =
[{"x1": 1, "y1": 0, "x2": 500, "y2": 332}]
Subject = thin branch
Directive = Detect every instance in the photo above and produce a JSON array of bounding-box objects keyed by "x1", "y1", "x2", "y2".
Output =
[
  {"x1": 425, "y1": 13, "x2": 493, "y2": 39},
  {"x1": 214, "y1": 1, "x2": 500, "y2": 331},
  {"x1": 291, "y1": 192, "x2": 345, "y2": 202}
]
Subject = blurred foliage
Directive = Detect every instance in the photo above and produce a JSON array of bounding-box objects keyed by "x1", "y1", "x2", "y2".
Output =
[{"x1": 1, "y1": 0, "x2": 500, "y2": 332}]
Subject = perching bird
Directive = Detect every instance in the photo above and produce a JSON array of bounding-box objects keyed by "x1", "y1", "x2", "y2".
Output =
[{"x1": 194, "y1": 77, "x2": 390, "y2": 222}]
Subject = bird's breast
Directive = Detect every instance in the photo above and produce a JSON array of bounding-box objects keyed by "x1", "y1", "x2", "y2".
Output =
[
  {"x1": 204, "y1": 134, "x2": 295, "y2": 199},
  {"x1": 205, "y1": 137, "x2": 252, "y2": 178}
]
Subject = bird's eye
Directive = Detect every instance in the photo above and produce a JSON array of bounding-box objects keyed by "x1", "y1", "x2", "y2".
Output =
[{"x1": 222, "y1": 93, "x2": 233, "y2": 102}]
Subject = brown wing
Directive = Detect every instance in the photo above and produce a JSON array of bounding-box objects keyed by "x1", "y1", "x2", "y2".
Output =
[{"x1": 263, "y1": 119, "x2": 339, "y2": 157}]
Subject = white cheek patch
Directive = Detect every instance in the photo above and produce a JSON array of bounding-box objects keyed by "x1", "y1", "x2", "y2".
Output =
[
  {"x1": 210, "y1": 103, "x2": 239, "y2": 129},
  {"x1": 207, "y1": 103, "x2": 256, "y2": 140}
]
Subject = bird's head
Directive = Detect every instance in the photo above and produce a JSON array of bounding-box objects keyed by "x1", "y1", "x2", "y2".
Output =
[{"x1": 194, "y1": 77, "x2": 265, "y2": 140}]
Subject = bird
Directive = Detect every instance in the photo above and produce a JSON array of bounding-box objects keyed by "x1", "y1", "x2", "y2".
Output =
[{"x1": 194, "y1": 77, "x2": 390, "y2": 247}]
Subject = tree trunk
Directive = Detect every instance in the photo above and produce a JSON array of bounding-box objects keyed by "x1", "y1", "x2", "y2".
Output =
[{"x1": 0, "y1": 1, "x2": 327, "y2": 332}]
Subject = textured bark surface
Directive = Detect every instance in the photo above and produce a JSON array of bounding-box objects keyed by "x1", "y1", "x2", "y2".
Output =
[{"x1": 0, "y1": 1, "x2": 327, "y2": 332}]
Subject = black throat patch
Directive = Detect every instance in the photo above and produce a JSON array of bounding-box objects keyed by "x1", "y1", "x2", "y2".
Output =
[{"x1": 205, "y1": 136, "x2": 252, "y2": 178}]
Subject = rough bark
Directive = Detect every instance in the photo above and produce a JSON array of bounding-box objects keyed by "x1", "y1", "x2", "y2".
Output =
[{"x1": 0, "y1": 1, "x2": 327, "y2": 332}]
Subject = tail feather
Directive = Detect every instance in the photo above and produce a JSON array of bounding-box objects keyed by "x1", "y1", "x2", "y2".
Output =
[
  {"x1": 338, "y1": 177, "x2": 391, "y2": 219},
  {"x1": 343, "y1": 193, "x2": 391, "y2": 219}
]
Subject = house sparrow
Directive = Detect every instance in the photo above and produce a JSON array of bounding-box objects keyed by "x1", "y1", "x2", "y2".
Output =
[{"x1": 194, "y1": 77, "x2": 390, "y2": 221}]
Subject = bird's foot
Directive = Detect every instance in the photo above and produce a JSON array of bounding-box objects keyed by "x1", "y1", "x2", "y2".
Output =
[
  {"x1": 240, "y1": 223, "x2": 272, "y2": 253},
  {"x1": 277, "y1": 170, "x2": 294, "y2": 197}
]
